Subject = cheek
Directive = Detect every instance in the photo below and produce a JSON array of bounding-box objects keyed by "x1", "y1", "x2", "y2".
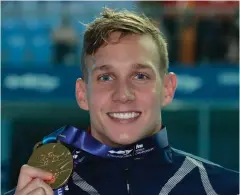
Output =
[
  {"x1": 152, "y1": 80, "x2": 164, "y2": 101},
  {"x1": 148, "y1": 90, "x2": 161, "y2": 110},
  {"x1": 152, "y1": 87, "x2": 163, "y2": 103},
  {"x1": 88, "y1": 85, "x2": 112, "y2": 110},
  {"x1": 140, "y1": 84, "x2": 162, "y2": 104}
]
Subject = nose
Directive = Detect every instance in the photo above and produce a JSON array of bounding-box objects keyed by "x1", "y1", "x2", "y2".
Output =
[{"x1": 112, "y1": 81, "x2": 135, "y2": 103}]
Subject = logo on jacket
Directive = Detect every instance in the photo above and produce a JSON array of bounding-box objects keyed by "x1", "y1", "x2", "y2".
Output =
[
  {"x1": 57, "y1": 188, "x2": 64, "y2": 195},
  {"x1": 108, "y1": 149, "x2": 133, "y2": 155},
  {"x1": 136, "y1": 144, "x2": 143, "y2": 149}
]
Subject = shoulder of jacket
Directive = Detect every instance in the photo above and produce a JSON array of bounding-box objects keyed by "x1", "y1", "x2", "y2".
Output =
[
  {"x1": 171, "y1": 147, "x2": 239, "y2": 174},
  {"x1": 171, "y1": 148, "x2": 239, "y2": 194},
  {"x1": 171, "y1": 148, "x2": 221, "y2": 167}
]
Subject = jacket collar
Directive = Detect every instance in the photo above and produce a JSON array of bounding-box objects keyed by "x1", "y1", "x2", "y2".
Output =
[{"x1": 82, "y1": 125, "x2": 172, "y2": 164}]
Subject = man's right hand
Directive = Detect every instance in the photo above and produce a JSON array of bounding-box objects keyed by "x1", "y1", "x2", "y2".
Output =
[{"x1": 14, "y1": 165, "x2": 54, "y2": 195}]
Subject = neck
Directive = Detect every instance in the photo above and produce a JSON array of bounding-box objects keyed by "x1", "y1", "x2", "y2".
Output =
[
  {"x1": 89, "y1": 124, "x2": 162, "y2": 148},
  {"x1": 91, "y1": 130, "x2": 125, "y2": 147}
]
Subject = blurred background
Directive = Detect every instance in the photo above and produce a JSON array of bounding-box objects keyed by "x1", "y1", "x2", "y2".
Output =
[{"x1": 1, "y1": 1, "x2": 239, "y2": 194}]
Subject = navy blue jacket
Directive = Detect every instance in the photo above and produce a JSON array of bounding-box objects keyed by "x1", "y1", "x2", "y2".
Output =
[
  {"x1": 5, "y1": 127, "x2": 239, "y2": 195},
  {"x1": 62, "y1": 149, "x2": 239, "y2": 195}
]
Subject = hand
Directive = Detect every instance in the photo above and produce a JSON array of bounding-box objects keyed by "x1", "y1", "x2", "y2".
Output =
[{"x1": 14, "y1": 165, "x2": 54, "y2": 195}]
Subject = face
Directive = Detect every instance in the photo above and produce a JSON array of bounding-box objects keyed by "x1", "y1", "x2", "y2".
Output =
[{"x1": 76, "y1": 32, "x2": 177, "y2": 146}]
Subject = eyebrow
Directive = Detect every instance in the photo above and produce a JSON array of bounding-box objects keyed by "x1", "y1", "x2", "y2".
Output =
[
  {"x1": 92, "y1": 64, "x2": 112, "y2": 73},
  {"x1": 92, "y1": 63, "x2": 154, "y2": 73},
  {"x1": 131, "y1": 63, "x2": 154, "y2": 71}
]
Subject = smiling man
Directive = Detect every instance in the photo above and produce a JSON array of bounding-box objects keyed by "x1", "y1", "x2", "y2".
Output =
[
  {"x1": 76, "y1": 30, "x2": 174, "y2": 147},
  {"x1": 9, "y1": 8, "x2": 239, "y2": 195}
]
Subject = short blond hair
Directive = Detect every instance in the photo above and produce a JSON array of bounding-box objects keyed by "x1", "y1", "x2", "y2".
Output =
[{"x1": 81, "y1": 8, "x2": 168, "y2": 80}]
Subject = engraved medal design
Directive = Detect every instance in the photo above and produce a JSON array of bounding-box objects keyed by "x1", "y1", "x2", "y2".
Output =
[{"x1": 28, "y1": 142, "x2": 73, "y2": 189}]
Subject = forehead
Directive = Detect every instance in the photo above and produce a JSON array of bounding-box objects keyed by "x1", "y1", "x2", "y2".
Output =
[{"x1": 86, "y1": 32, "x2": 160, "y2": 72}]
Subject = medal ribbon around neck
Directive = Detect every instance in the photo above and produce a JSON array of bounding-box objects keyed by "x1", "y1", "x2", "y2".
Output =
[{"x1": 28, "y1": 125, "x2": 161, "y2": 191}]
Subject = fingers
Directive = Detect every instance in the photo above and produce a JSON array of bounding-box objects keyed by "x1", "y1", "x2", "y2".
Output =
[
  {"x1": 16, "y1": 178, "x2": 53, "y2": 195},
  {"x1": 27, "y1": 188, "x2": 46, "y2": 195},
  {"x1": 16, "y1": 165, "x2": 53, "y2": 192}
]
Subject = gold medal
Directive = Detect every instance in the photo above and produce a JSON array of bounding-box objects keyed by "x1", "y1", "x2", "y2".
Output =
[{"x1": 28, "y1": 142, "x2": 73, "y2": 189}]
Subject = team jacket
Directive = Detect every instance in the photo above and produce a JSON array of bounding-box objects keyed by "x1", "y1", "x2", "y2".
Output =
[{"x1": 5, "y1": 126, "x2": 239, "y2": 195}]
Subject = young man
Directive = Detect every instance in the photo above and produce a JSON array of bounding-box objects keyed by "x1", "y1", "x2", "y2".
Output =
[{"x1": 8, "y1": 8, "x2": 238, "y2": 195}]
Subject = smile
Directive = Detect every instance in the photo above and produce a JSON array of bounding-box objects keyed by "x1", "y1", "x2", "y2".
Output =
[{"x1": 107, "y1": 112, "x2": 141, "y2": 120}]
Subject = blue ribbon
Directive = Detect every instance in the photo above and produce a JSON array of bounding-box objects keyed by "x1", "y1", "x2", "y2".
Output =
[
  {"x1": 45, "y1": 125, "x2": 171, "y2": 195},
  {"x1": 55, "y1": 125, "x2": 162, "y2": 159}
]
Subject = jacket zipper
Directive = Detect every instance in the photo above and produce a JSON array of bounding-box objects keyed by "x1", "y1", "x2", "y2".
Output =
[{"x1": 125, "y1": 168, "x2": 131, "y2": 195}]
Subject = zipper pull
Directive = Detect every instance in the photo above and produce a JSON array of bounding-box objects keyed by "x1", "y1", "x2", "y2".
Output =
[
  {"x1": 125, "y1": 168, "x2": 131, "y2": 195},
  {"x1": 126, "y1": 181, "x2": 130, "y2": 194}
]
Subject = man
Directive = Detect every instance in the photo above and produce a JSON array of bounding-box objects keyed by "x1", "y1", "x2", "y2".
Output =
[{"x1": 8, "y1": 8, "x2": 239, "y2": 195}]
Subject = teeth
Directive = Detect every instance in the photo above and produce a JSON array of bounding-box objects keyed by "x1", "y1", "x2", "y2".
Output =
[{"x1": 109, "y1": 112, "x2": 140, "y2": 119}]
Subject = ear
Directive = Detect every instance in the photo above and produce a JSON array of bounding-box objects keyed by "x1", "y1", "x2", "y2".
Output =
[
  {"x1": 162, "y1": 72, "x2": 177, "y2": 107},
  {"x1": 76, "y1": 78, "x2": 89, "y2": 111}
]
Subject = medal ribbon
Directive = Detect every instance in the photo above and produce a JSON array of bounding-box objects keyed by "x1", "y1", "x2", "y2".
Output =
[
  {"x1": 42, "y1": 125, "x2": 170, "y2": 195},
  {"x1": 55, "y1": 125, "x2": 163, "y2": 158}
]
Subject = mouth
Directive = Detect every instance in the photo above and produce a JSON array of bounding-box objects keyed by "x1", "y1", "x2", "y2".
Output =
[{"x1": 107, "y1": 111, "x2": 141, "y2": 123}]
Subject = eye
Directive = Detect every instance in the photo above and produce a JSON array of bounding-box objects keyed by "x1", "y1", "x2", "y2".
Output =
[
  {"x1": 134, "y1": 73, "x2": 150, "y2": 80},
  {"x1": 98, "y1": 74, "x2": 113, "y2": 81}
]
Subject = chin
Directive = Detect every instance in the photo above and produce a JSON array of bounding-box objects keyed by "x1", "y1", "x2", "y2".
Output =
[{"x1": 107, "y1": 131, "x2": 142, "y2": 146}]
